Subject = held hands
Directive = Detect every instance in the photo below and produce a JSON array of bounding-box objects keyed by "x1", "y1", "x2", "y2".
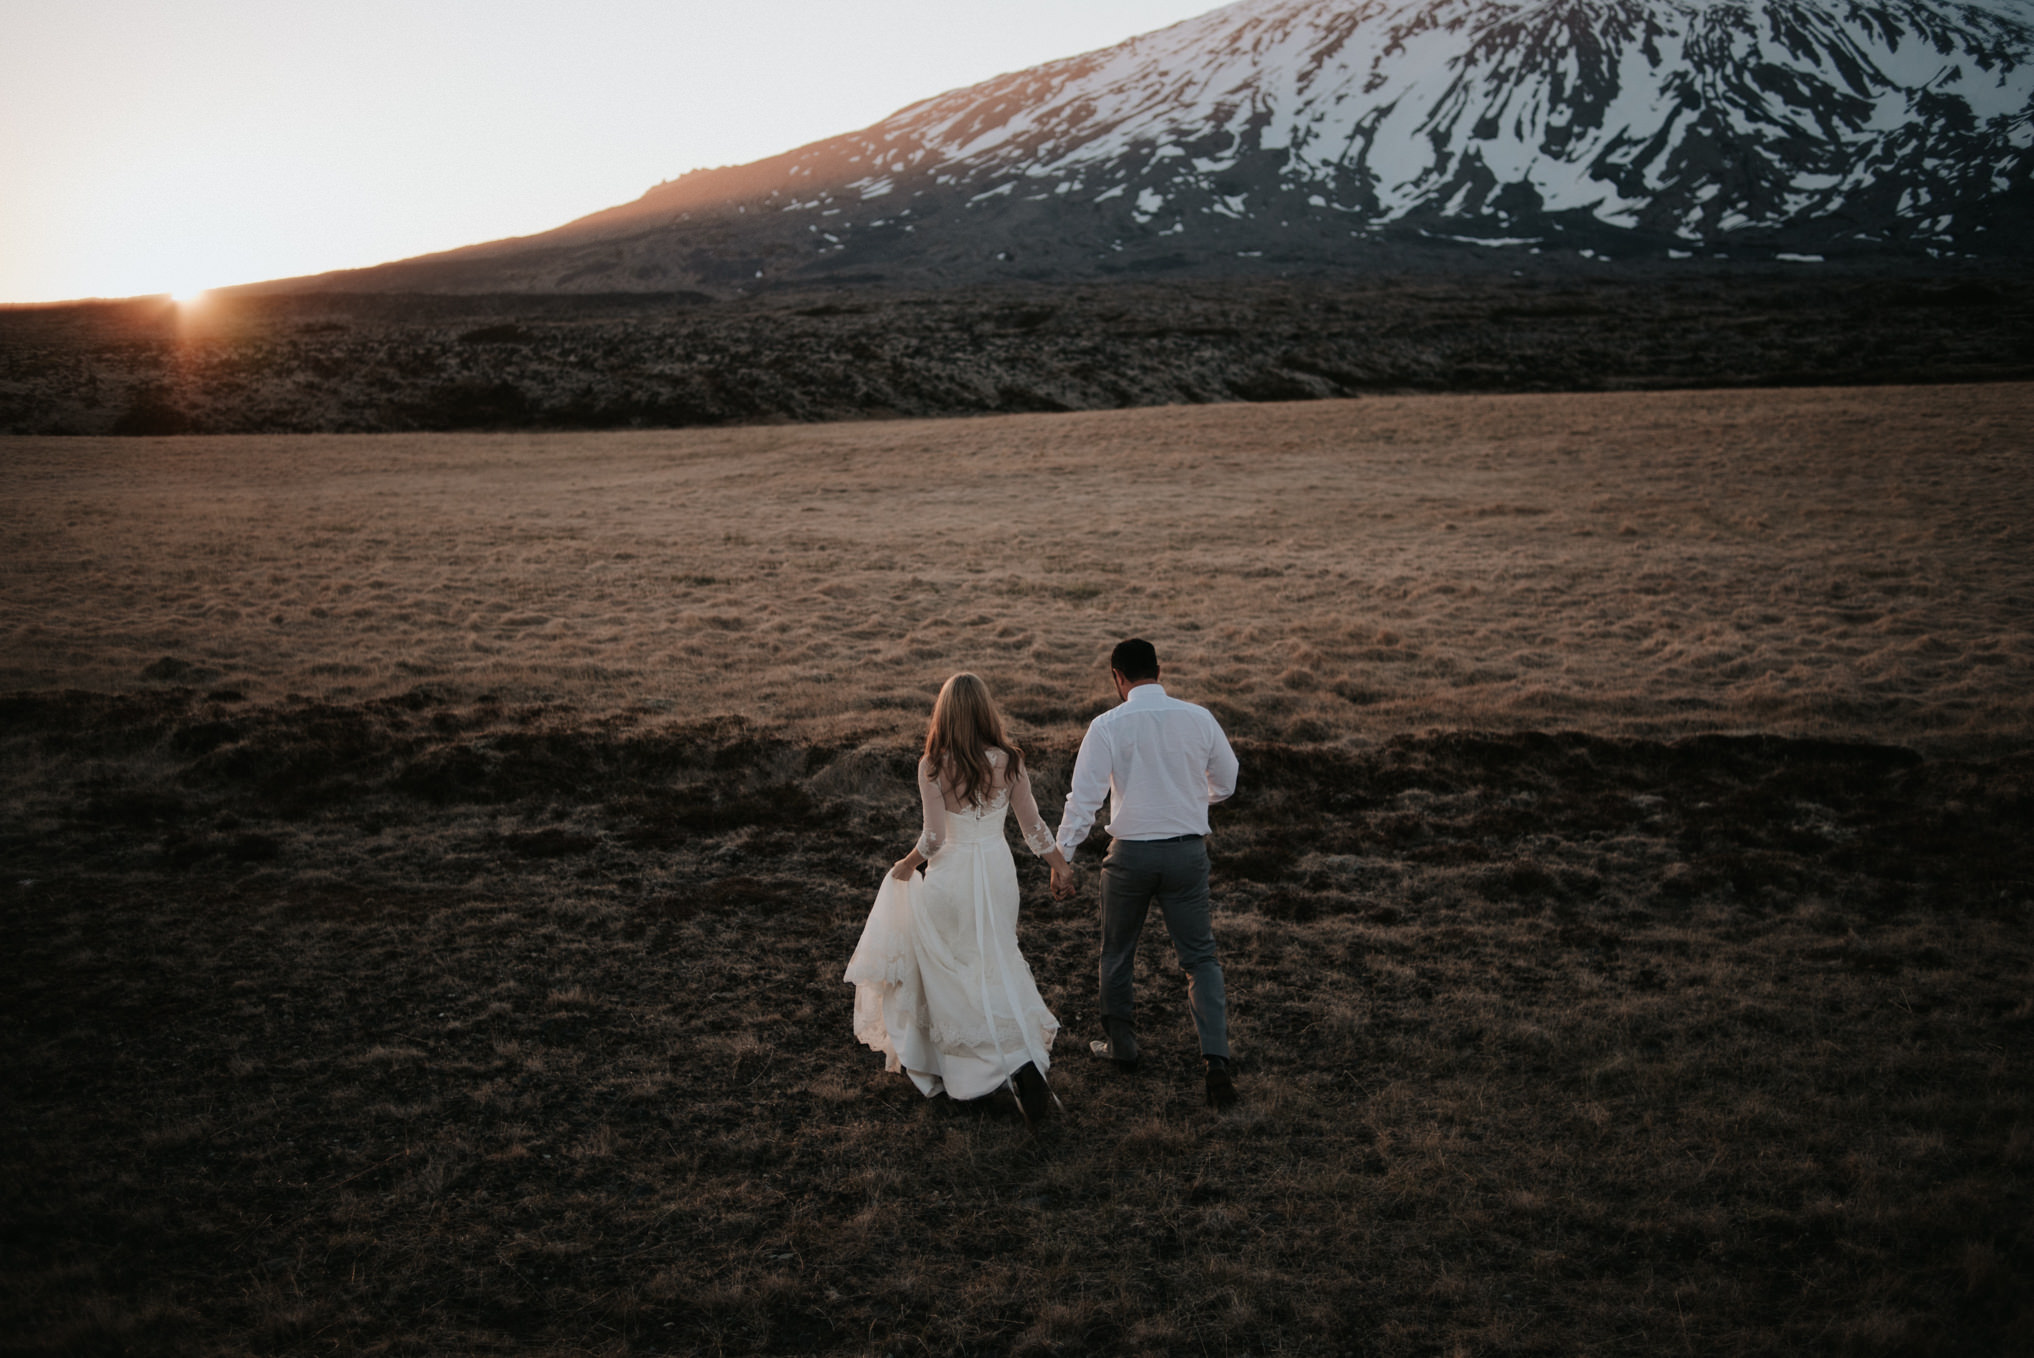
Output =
[{"x1": 1050, "y1": 859, "x2": 1078, "y2": 900}]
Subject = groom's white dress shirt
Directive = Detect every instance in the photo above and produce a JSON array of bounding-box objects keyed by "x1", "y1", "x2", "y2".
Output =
[{"x1": 1055, "y1": 682, "x2": 1239, "y2": 861}]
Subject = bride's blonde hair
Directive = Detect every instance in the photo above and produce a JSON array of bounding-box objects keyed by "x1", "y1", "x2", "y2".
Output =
[{"x1": 924, "y1": 672, "x2": 1023, "y2": 809}]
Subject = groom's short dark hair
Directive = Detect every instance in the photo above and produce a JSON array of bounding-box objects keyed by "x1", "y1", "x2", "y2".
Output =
[{"x1": 1111, "y1": 638, "x2": 1159, "y2": 681}]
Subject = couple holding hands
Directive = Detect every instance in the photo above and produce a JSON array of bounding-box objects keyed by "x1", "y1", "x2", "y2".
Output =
[{"x1": 844, "y1": 638, "x2": 1240, "y2": 1126}]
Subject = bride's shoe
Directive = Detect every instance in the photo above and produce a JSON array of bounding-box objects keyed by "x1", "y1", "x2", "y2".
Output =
[{"x1": 1013, "y1": 1062, "x2": 1050, "y2": 1129}]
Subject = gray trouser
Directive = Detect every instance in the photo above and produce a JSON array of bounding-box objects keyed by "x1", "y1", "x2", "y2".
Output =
[{"x1": 1099, "y1": 836, "x2": 1230, "y2": 1060}]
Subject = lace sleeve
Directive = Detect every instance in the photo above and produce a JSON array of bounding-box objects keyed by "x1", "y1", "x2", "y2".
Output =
[
  {"x1": 915, "y1": 757, "x2": 947, "y2": 859},
  {"x1": 1010, "y1": 765, "x2": 1059, "y2": 858}
]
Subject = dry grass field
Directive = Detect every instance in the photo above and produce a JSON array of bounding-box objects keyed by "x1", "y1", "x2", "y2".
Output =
[
  {"x1": 2, "y1": 385, "x2": 2031, "y2": 1356},
  {"x1": 4, "y1": 383, "x2": 2032, "y2": 748}
]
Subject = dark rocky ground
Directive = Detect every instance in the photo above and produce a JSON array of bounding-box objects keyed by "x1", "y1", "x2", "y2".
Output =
[
  {"x1": 2, "y1": 688, "x2": 2030, "y2": 1354},
  {"x1": 3, "y1": 266, "x2": 2029, "y2": 435}
]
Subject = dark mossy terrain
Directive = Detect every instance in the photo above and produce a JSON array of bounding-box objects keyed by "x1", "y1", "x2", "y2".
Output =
[
  {"x1": 4, "y1": 687, "x2": 2029, "y2": 1355},
  {"x1": 3, "y1": 268, "x2": 2029, "y2": 435}
]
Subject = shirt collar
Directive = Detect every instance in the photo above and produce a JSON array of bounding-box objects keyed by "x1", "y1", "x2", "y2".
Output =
[{"x1": 1123, "y1": 682, "x2": 1168, "y2": 706}]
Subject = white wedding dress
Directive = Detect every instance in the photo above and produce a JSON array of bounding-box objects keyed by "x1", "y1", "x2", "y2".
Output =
[{"x1": 844, "y1": 749, "x2": 1061, "y2": 1100}]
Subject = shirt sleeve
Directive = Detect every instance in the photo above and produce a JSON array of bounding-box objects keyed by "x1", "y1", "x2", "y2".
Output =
[
  {"x1": 915, "y1": 757, "x2": 947, "y2": 859},
  {"x1": 1055, "y1": 722, "x2": 1110, "y2": 862},
  {"x1": 1205, "y1": 716, "x2": 1238, "y2": 805},
  {"x1": 1009, "y1": 765, "x2": 1060, "y2": 858}
]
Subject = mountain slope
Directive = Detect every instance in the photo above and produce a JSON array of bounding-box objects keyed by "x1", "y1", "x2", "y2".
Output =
[{"x1": 272, "y1": 0, "x2": 2034, "y2": 293}]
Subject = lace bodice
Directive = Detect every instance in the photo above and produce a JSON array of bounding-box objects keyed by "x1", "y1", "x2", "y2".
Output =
[{"x1": 916, "y1": 749, "x2": 1059, "y2": 859}]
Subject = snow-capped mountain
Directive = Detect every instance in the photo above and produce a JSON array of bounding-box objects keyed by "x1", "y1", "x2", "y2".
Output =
[{"x1": 295, "y1": 0, "x2": 2034, "y2": 292}]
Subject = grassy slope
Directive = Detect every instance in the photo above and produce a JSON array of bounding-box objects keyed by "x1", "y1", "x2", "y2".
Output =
[{"x1": 2, "y1": 385, "x2": 2030, "y2": 751}]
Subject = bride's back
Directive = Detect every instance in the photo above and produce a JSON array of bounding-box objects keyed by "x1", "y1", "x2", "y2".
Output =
[{"x1": 932, "y1": 747, "x2": 1013, "y2": 815}]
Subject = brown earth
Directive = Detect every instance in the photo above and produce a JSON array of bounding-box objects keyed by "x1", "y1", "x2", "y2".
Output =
[
  {"x1": 1, "y1": 269, "x2": 2029, "y2": 436},
  {"x1": 2, "y1": 387, "x2": 2031, "y2": 1355}
]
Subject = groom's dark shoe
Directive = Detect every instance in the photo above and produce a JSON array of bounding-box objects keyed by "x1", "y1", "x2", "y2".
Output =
[
  {"x1": 1204, "y1": 1054, "x2": 1237, "y2": 1108},
  {"x1": 1013, "y1": 1062, "x2": 1050, "y2": 1130},
  {"x1": 1088, "y1": 1018, "x2": 1139, "y2": 1071},
  {"x1": 1086, "y1": 1038, "x2": 1140, "y2": 1069}
]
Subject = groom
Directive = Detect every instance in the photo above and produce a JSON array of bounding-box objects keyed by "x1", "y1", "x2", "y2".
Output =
[{"x1": 1051, "y1": 638, "x2": 1240, "y2": 1107}]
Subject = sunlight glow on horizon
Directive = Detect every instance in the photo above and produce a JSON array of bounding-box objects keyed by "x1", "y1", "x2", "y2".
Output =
[{"x1": 1, "y1": 1, "x2": 1218, "y2": 304}]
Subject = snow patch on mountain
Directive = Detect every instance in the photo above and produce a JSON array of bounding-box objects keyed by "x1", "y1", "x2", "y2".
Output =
[{"x1": 724, "y1": 0, "x2": 2033, "y2": 257}]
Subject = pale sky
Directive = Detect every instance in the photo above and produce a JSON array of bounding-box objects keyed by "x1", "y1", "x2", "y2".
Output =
[{"x1": 1, "y1": 1, "x2": 1220, "y2": 303}]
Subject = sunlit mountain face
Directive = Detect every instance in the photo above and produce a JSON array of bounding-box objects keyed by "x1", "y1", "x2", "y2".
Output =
[{"x1": 286, "y1": 0, "x2": 2034, "y2": 292}]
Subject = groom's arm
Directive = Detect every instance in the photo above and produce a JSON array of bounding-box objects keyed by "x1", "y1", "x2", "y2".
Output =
[
  {"x1": 1055, "y1": 723, "x2": 1110, "y2": 863},
  {"x1": 1205, "y1": 717, "x2": 1239, "y2": 805}
]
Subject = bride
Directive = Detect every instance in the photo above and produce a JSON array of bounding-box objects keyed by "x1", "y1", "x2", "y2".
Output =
[{"x1": 844, "y1": 673, "x2": 1071, "y2": 1127}]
